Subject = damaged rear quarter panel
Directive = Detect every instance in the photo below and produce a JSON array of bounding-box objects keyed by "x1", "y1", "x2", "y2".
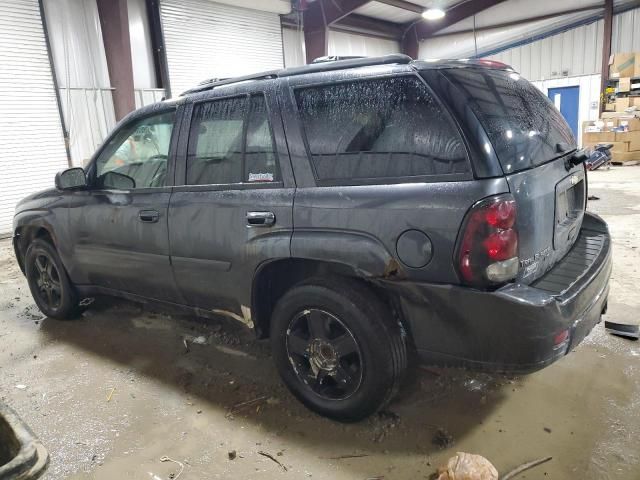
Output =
[{"x1": 291, "y1": 179, "x2": 510, "y2": 283}]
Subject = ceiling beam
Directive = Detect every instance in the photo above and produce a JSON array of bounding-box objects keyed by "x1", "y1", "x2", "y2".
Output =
[
  {"x1": 303, "y1": 0, "x2": 371, "y2": 32},
  {"x1": 375, "y1": 0, "x2": 423, "y2": 14},
  {"x1": 407, "y1": 0, "x2": 508, "y2": 41},
  {"x1": 427, "y1": 5, "x2": 602, "y2": 38}
]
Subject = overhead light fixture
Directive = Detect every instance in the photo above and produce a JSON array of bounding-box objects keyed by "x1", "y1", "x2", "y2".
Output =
[{"x1": 422, "y1": 8, "x2": 445, "y2": 20}]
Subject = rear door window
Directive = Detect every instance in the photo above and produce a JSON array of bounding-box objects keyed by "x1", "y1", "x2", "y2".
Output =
[
  {"x1": 294, "y1": 76, "x2": 469, "y2": 185},
  {"x1": 186, "y1": 94, "x2": 280, "y2": 186},
  {"x1": 442, "y1": 68, "x2": 576, "y2": 174}
]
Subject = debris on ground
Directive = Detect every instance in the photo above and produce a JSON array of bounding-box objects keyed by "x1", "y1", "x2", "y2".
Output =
[
  {"x1": 226, "y1": 395, "x2": 269, "y2": 417},
  {"x1": 604, "y1": 321, "x2": 640, "y2": 340},
  {"x1": 436, "y1": 452, "x2": 498, "y2": 480},
  {"x1": 368, "y1": 410, "x2": 401, "y2": 443},
  {"x1": 588, "y1": 195, "x2": 600, "y2": 201},
  {"x1": 501, "y1": 456, "x2": 552, "y2": 480},
  {"x1": 15, "y1": 384, "x2": 27, "y2": 390},
  {"x1": 228, "y1": 450, "x2": 236, "y2": 460},
  {"x1": 160, "y1": 456, "x2": 185, "y2": 480},
  {"x1": 257, "y1": 450, "x2": 288, "y2": 471},
  {"x1": 321, "y1": 453, "x2": 369, "y2": 460},
  {"x1": 432, "y1": 428, "x2": 454, "y2": 449},
  {"x1": 106, "y1": 387, "x2": 116, "y2": 402}
]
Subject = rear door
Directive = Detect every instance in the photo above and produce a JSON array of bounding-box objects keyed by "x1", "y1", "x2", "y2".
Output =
[
  {"x1": 441, "y1": 68, "x2": 585, "y2": 284},
  {"x1": 168, "y1": 83, "x2": 295, "y2": 321}
]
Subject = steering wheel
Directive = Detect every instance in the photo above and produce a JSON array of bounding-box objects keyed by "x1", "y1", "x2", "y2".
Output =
[{"x1": 147, "y1": 154, "x2": 169, "y2": 187}]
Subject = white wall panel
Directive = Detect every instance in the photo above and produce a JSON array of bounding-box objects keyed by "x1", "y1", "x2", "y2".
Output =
[
  {"x1": 612, "y1": 7, "x2": 640, "y2": 53},
  {"x1": 43, "y1": 0, "x2": 110, "y2": 88},
  {"x1": 489, "y1": 20, "x2": 604, "y2": 80},
  {"x1": 328, "y1": 31, "x2": 400, "y2": 57},
  {"x1": 58, "y1": 87, "x2": 116, "y2": 167},
  {"x1": 0, "y1": 0, "x2": 69, "y2": 235},
  {"x1": 160, "y1": 0, "x2": 284, "y2": 96},
  {"x1": 128, "y1": 0, "x2": 158, "y2": 89},
  {"x1": 282, "y1": 26, "x2": 305, "y2": 68},
  {"x1": 44, "y1": 0, "x2": 114, "y2": 167}
]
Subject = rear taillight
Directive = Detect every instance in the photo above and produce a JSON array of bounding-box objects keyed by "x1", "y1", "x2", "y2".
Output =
[{"x1": 456, "y1": 194, "x2": 519, "y2": 287}]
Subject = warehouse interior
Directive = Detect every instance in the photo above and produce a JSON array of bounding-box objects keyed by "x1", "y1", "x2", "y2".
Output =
[{"x1": 1, "y1": 0, "x2": 640, "y2": 479}]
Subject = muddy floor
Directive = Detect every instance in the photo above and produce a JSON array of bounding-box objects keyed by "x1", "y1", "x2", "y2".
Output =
[{"x1": 1, "y1": 166, "x2": 639, "y2": 480}]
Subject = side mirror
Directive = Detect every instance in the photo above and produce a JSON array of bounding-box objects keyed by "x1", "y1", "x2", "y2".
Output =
[
  {"x1": 55, "y1": 168, "x2": 87, "y2": 190},
  {"x1": 100, "y1": 171, "x2": 136, "y2": 190}
]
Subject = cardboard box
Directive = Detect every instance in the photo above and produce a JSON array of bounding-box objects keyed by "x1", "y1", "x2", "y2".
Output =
[
  {"x1": 630, "y1": 98, "x2": 640, "y2": 107},
  {"x1": 605, "y1": 102, "x2": 616, "y2": 111},
  {"x1": 583, "y1": 131, "x2": 616, "y2": 143},
  {"x1": 618, "y1": 118, "x2": 640, "y2": 131},
  {"x1": 616, "y1": 97, "x2": 631, "y2": 112},
  {"x1": 615, "y1": 131, "x2": 640, "y2": 150},
  {"x1": 610, "y1": 53, "x2": 636, "y2": 78},
  {"x1": 611, "y1": 151, "x2": 640, "y2": 163},
  {"x1": 619, "y1": 77, "x2": 631, "y2": 92}
]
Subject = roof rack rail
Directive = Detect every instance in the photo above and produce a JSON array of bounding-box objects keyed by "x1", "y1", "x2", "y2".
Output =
[
  {"x1": 280, "y1": 54, "x2": 413, "y2": 78},
  {"x1": 312, "y1": 55, "x2": 366, "y2": 63},
  {"x1": 181, "y1": 70, "x2": 280, "y2": 95},
  {"x1": 180, "y1": 54, "x2": 413, "y2": 96}
]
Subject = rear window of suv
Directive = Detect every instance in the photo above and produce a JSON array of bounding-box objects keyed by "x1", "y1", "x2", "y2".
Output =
[
  {"x1": 443, "y1": 68, "x2": 576, "y2": 174},
  {"x1": 294, "y1": 75, "x2": 469, "y2": 185}
]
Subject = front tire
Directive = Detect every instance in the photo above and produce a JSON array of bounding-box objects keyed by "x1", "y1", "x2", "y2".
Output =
[
  {"x1": 271, "y1": 277, "x2": 406, "y2": 422},
  {"x1": 25, "y1": 239, "x2": 80, "y2": 320}
]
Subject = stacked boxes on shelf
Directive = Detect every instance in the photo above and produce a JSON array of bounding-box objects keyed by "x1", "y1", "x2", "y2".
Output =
[
  {"x1": 605, "y1": 52, "x2": 640, "y2": 113},
  {"x1": 587, "y1": 52, "x2": 640, "y2": 163}
]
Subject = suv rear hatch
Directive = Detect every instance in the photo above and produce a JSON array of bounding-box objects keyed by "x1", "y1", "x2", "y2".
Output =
[{"x1": 442, "y1": 67, "x2": 586, "y2": 284}]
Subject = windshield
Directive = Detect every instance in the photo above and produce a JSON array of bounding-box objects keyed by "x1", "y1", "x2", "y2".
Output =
[{"x1": 443, "y1": 68, "x2": 576, "y2": 174}]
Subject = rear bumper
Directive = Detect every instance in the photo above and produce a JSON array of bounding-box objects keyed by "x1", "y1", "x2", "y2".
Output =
[{"x1": 382, "y1": 212, "x2": 612, "y2": 373}]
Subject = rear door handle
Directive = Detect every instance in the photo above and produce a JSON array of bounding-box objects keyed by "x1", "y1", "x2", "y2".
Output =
[
  {"x1": 246, "y1": 211, "x2": 275, "y2": 227},
  {"x1": 139, "y1": 209, "x2": 160, "y2": 223}
]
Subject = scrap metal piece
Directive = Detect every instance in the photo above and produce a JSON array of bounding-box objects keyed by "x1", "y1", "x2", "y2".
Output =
[{"x1": 605, "y1": 321, "x2": 640, "y2": 340}]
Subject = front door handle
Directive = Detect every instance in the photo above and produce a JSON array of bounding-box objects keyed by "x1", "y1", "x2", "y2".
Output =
[
  {"x1": 139, "y1": 209, "x2": 160, "y2": 223},
  {"x1": 246, "y1": 211, "x2": 275, "y2": 227}
]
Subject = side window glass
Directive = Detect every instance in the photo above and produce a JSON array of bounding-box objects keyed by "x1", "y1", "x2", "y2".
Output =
[
  {"x1": 187, "y1": 94, "x2": 279, "y2": 186},
  {"x1": 95, "y1": 111, "x2": 175, "y2": 189},
  {"x1": 295, "y1": 76, "x2": 468, "y2": 184}
]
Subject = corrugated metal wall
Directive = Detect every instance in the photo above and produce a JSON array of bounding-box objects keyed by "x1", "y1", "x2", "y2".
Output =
[
  {"x1": 0, "y1": 0, "x2": 69, "y2": 236},
  {"x1": 612, "y1": 7, "x2": 640, "y2": 53},
  {"x1": 488, "y1": 20, "x2": 604, "y2": 79},
  {"x1": 160, "y1": 0, "x2": 285, "y2": 95}
]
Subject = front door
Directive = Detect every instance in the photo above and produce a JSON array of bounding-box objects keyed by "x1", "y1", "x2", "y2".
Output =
[
  {"x1": 548, "y1": 86, "x2": 580, "y2": 139},
  {"x1": 168, "y1": 86, "x2": 294, "y2": 321},
  {"x1": 69, "y1": 108, "x2": 182, "y2": 301}
]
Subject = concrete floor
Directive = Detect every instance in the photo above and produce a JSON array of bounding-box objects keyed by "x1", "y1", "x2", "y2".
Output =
[{"x1": 1, "y1": 166, "x2": 639, "y2": 480}]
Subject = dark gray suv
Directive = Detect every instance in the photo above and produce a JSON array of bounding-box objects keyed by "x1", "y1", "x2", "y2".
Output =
[{"x1": 13, "y1": 55, "x2": 612, "y2": 421}]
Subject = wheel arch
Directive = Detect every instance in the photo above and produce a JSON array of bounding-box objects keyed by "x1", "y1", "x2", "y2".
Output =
[
  {"x1": 251, "y1": 257, "x2": 407, "y2": 340},
  {"x1": 13, "y1": 224, "x2": 57, "y2": 274}
]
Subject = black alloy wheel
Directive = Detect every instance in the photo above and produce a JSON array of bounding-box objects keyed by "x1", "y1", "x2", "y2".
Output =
[
  {"x1": 286, "y1": 308, "x2": 363, "y2": 400},
  {"x1": 271, "y1": 277, "x2": 407, "y2": 422},
  {"x1": 25, "y1": 239, "x2": 81, "y2": 320},
  {"x1": 30, "y1": 253, "x2": 62, "y2": 311}
]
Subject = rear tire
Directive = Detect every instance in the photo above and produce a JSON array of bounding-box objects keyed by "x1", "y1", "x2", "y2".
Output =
[
  {"x1": 270, "y1": 277, "x2": 406, "y2": 422},
  {"x1": 25, "y1": 239, "x2": 81, "y2": 320}
]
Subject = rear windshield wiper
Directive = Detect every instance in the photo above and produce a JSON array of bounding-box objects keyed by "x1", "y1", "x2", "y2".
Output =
[{"x1": 557, "y1": 143, "x2": 587, "y2": 169}]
